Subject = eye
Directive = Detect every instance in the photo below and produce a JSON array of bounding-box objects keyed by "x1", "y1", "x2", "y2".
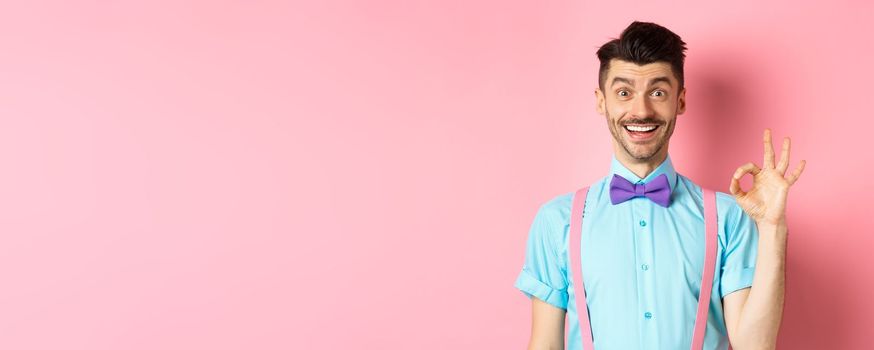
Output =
[
  {"x1": 651, "y1": 90, "x2": 665, "y2": 97},
  {"x1": 617, "y1": 89, "x2": 630, "y2": 97}
]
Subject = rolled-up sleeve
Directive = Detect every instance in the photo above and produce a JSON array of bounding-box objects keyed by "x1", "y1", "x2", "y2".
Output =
[
  {"x1": 514, "y1": 202, "x2": 569, "y2": 310},
  {"x1": 719, "y1": 194, "x2": 759, "y2": 298}
]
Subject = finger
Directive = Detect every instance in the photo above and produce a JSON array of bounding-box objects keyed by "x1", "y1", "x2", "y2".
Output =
[
  {"x1": 776, "y1": 137, "x2": 790, "y2": 175},
  {"x1": 730, "y1": 162, "x2": 760, "y2": 196},
  {"x1": 729, "y1": 177, "x2": 746, "y2": 197},
  {"x1": 733, "y1": 162, "x2": 761, "y2": 180},
  {"x1": 786, "y1": 160, "x2": 806, "y2": 185},
  {"x1": 763, "y1": 128, "x2": 775, "y2": 169}
]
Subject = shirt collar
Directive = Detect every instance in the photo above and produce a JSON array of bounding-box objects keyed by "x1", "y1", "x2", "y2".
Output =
[{"x1": 609, "y1": 153, "x2": 678, "y2": 190}]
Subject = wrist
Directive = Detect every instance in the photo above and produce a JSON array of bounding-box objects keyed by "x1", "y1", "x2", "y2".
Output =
[
  {"x1": 756, "y1": 217, "x2": 787, "y2": 230},
  {"x1": 757, "y1": 222, "x2": 787, "y2": 232},
  {"x1": 756, "y1": 220, "x2": 789, "y2": 250}
]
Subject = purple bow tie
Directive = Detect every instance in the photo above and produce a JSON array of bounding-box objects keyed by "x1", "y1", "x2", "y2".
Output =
[{"x1": 609, "y1": 173, "x2": 672, "y2": 207}]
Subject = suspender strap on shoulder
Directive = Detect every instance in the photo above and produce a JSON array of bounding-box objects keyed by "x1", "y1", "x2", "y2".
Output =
[{"x1": 567, "y1": 187, "x2": 719, "y2": 350}]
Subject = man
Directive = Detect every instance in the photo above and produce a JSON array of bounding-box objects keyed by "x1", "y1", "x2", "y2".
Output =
[{"x1": 514, "y1": 21, "x2": 805, "y2": 350}]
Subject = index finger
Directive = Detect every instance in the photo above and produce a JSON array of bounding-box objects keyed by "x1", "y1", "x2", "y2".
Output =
[{"x1": 763, "y1": 128, "x2": 775, "y2": 169}]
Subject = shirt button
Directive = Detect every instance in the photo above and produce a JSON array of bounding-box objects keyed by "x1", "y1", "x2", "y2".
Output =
[
  {"x1": 641, "y1": 264, "x2": 649, "y2": 271},
  {"x1": 644, "y1": 312, "x2": 653, "y2": 319},
  {"x1": 639, "y1": 220, "x2": 647, "y2": 227}
]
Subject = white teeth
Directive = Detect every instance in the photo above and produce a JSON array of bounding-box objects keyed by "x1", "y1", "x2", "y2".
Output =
[{"x1": 625, "y1": 125, "x2": 658, "y2": 132}]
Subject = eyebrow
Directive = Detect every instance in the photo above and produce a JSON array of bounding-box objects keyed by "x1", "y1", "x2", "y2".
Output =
[{"x1": 610, "y1": 76, "x2": 674, "y2": 88}]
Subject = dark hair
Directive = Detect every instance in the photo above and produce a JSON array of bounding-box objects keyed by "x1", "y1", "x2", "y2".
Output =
[{"x1": 597, "y1": 21, "x2": 687, "y2": 91}]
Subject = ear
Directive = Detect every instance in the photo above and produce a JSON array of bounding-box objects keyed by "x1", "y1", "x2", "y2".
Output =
[
  {"x1": 595, "y1": 88, "x2": 606, "y2": 116},
  {"x1": 677, "y1": 87, "x2": 687, "y2": 115}
]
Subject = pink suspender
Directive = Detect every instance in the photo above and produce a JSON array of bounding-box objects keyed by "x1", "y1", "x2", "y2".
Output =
[
  {"x1": 568, "y1": 187, "x2": 718, "y2": 350},
  {"x1": 693, "y1": 188, "x2": 718, "y2": 350},
  {"x1": 568, "y1": 187, "x2": 595, "y2": 350}
]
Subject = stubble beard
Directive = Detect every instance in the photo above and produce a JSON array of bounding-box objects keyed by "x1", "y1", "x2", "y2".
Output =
[{"x1": 607, "y1": 110, "x2": 676, "y2": 162}]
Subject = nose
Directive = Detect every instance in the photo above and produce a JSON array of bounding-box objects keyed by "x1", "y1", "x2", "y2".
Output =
[{"x1": 630, "y1": 94, "x2": 654, "y2": 119}]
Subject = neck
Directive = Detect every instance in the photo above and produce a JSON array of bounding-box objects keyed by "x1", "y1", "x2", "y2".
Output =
[{"x1": 614, "y1": 145, "x2": 668, "y2": 180}]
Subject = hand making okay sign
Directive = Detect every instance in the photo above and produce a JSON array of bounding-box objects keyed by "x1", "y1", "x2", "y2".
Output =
[{"x1": 729, "y1": 129, "x2": 806, "y2": 226}]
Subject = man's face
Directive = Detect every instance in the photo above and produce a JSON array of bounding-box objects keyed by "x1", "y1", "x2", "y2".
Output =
[{"x1": 596, "y1": 59, "x2": 686, "y2": 162}]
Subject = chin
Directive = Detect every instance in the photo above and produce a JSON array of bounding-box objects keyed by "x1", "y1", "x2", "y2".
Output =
[
  {"x1": 623, "y1": 141, "x2": 665, "y2": 160},
  {"x1": 631, "y1": 152, "x2": 660, "y2": 161}
]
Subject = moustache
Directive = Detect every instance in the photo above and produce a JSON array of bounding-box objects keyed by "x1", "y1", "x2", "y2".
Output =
[{"x1": 621, "y1": 119, "x2": 664, "y2": 125}]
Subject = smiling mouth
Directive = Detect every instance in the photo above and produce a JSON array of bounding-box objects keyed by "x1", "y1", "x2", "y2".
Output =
[{"x1": 623, "y1": 124, "x2": 660, "y2": 140}]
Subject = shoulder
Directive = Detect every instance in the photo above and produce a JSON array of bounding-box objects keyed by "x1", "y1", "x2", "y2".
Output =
[
  {"x1": 676, "y1": 174, "x2": 752, "y2": 229},
  {"x1": 690, "y1": 182, "x2": 757, "y2": 240},
  {"x1": 523, "y1": 192, "x2": 574, "y2": 252},
  {"x1": 528, "y1": 189, "x2": 584, "y2": 242},
  {"x1": 677, "y1": 174, "x2": 743, "y2": 217},
  {"x1": 535, "y1": 177, "x2": 605, "y2": 220},
  {"x1": 712, "y1": 191, "x2": 751, "y2": 227},
  {"x1": 714, "y1": 191, "x2": 741, "y2": 215},
  {"x1": 531, "y1": 177, "x2": 610, "y2": 232},
  {"x1": 535, "y1": 191, "x2": 574, "y2": 226}
]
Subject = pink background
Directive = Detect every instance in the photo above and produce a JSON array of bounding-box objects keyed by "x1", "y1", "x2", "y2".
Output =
[{"x1": 0, "y1": 1, "x2": 870, "y2": 349}]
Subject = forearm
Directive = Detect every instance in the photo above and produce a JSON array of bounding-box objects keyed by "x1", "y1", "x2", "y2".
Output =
[
  {"x1": 528, "y1": 298, "x2": 566, "y2": 350},
  {"x1": 732, "y1": 221, "x2": 788, "y2": 350}
]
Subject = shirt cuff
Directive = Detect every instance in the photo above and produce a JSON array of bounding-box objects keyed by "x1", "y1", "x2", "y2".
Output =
[
  {"x1": 720, "y1": 266, "x2": 755, "y2": 298},
  {"x1": 514, "y1": 269, "x2": 568, "y2": 310}
]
